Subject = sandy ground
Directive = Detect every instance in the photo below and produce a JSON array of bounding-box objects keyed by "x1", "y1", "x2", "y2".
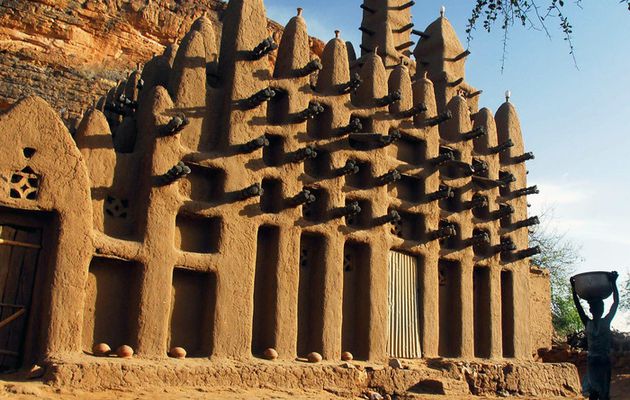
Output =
[
  {"x1": 0, "y1": 383, "x2": 579, "y2": 400},
  {"x1": 0, "y1": 372, "x2": 627, "y2": 399}
]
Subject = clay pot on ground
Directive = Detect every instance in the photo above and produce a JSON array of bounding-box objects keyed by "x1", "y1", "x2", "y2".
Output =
[
  {"x1": 341, "y1": 351, "x2": 353, "y2": 361},
  {"x1": 116, "y1": 345, "x2": 134, "y2": 358},
  {"x1": 92, "y1": 343, "x2": 111, "y2": 357},
  {"x1": 263, "y1": 348, "x2": 278, "y2": 360},
  {"x1": 169, "y1": 347, "x2": 187, "y2": 359},
  {"x1": 307, "y1": 352, "x2": 322, "y2": 363}
]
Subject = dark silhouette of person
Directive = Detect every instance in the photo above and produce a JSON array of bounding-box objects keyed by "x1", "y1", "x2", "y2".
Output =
[{"x1": 571, "y1": 271, "x2": 619, "y2": 400}]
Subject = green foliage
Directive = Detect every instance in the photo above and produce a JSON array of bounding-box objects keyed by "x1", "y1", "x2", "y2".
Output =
[
  {"x1": 621, "y1": 272, "x2": 630, "y2": 312},
  {"x1": 552, "y1": 292, "x2": 584, "y2": 336},
  {"x1": 529, "y1": 212, "x2": 584, "y2": 336}
]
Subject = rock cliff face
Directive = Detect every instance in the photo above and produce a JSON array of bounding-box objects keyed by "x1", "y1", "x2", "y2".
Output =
[{"x1": 0, "y1": 0, "x2": 323, "y2": 131}]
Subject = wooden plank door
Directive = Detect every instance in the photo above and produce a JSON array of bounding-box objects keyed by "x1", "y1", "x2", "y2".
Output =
[
  {"x1": 0, "y1": 224, "x2": 42, "y2": 371},
  {"x1": 387, "y1": 251, "x2": 422, "y2": 358}
]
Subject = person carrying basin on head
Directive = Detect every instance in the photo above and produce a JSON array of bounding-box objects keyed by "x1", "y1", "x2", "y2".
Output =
[{"x1": 571, "y1": 270, "x2": 619, "y2": 400}]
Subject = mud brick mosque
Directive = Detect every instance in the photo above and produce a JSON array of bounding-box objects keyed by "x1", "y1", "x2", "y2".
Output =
[{"x1": 0, "y1": 0, "x2": 575, "y2": 393}]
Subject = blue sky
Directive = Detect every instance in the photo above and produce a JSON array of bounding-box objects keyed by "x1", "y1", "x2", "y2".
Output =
[{"x1": 265, "y1": 0, "x2": 630, "y2": 329}]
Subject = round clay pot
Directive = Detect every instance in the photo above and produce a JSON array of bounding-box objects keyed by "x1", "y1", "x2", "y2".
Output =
[
  {"x1": 116, "y1": 345, "x2": 134, "y2": 359},
  {"x1": 263, "y1": 348, "x2": 278, "y2": 360},
  {"x1": 307, "y1": 351, "x2": 322, "y2": 363},
  {"x1": 168, "y1": 347, "x2": 187, "y2": 359},
  {"x1": 341, "y1": 351, "x2": 353, "y2": 361},
  {"x1": 572, "y1": 271, "x2": 614, "y2": 301},
  {"x1": 93, "y1": 343, "x2": 111, "y2": 357}
]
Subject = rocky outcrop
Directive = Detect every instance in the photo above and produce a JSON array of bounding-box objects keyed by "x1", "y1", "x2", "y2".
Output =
[{"x1": 0, "y1": 0, "x2": 323, "y2": 131}]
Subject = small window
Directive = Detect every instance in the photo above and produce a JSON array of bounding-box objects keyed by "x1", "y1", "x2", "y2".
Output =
[{"x1": 23, "y1": 148, "x2": 36, "y2": 158}]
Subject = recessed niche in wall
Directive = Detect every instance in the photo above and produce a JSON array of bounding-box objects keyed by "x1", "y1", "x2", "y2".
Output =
[
  {"x1": 393, "y1": 174, "x2": 424, "y2": 202},
  {"x1": 297, "y1": 233, "x2": 326, "y2": 357},
  {"x1": 345, "y1": 161, "x2": 372, "y2": 189},
  {"x1": 472, "y1": 228, "x2": 492, "y2": 258},
  {"x1": 352, "y1": 115, "x2": 373, "y2": 133},
  {"x1": 438, "y1": 145, "x2": 474, "y2": 180},
  {"x1": 342, "y1": 241, "x2": 370, "y2": 360},
  {"x1": 179, "y1": 164, "x2": 226, "y2": 202},
  {"x1": 501, "y1": 270, "x2": 515, "y2": 358},
  {"x1": 304, "y1": 149, "x2": 330, "y2": 178},
  {"x1": 472, "y1": 195, "x2": 490, "y2": 220},
  {"x1": 263, "y1": 134, "x2": 284, "y2": 166},
  {"x1": 267, "y1": 88, "x2": 289, "y2": 125},
  {"x1": 169, "y1": 268, "x2": 216, "y2": 357},
  {"x1": 439, "y1": 220, "x2": 459, "y2": 250},
  {"x1": 174, "y1": 214, "x2": 221, "y2": 253},
  {"x1": 104, "y1": 196, "x2": 128, "y2": 219},
  {"x1": 390, "y1": 211, "x2": 402, "y2": 236},
  {"x1": 440, "y1": 146, "x2": 461, "y2": 161},
  {"x1": 472, "y1": 158, "x2": 490, "y2": 178},
  {"x1": 103, "y1": 195, "x2": 134, "y2": 239},
  {"x1": 438, "y1": 259, "x2": 462, "y2": 358},
  {"x1": 388, "y1": 135, "x2": 426, "y2": 165},
  {"x1": 252, "y1": 226, "x2": 280, "y2": 356},
  {"x1": 302, "y1": 187, "x2": 328, "y2": 222},
  {"x1": 345, "y1": 199, "x2": 371, "y2": 228},
  {"x1": 261, "y1": 179, "x2": 283, "y2": 213},
  {"x1": 307, "y1": 103, "x2": 333, "y2": 139},
  {"x1": 499, "y1": 235, "x2": 516, "y2": 263},
  {"x1": 473, "y1": 266, "x2": 491, "y2": 358},
  {"x1": 439, "y1": 187, "x2": 462, "y2": 212},
  {"x1": 112, "y1": 118, "x2": 137, "y2": 154},
  {"x1": 206, "y1": 61, "x2": 220, "y2": 88},
  {"x1": 82, "y1": 257, "x2": 141, "y2": 353},
  {"x1": 391, "y1": 209, "x2": 425, "y2": 242},
  {"x1": 499, "y1": 210, "x2": 513, "y2": 230}
]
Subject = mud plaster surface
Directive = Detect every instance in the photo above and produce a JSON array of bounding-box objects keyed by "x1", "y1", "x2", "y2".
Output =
[
  {"x1": 5, "y1": 370, "x2": 628, "y2": 399},
  {"x1": 4, "y1": 369, "x2": 626, "y2": 400},
  {"x1": 0, "y1": 0, "x2": 556, "y2": 394}
]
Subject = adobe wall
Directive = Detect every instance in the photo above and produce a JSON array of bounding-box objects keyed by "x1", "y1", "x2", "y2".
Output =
[
  {"x1": 530, "y1": 267, "x2": 553, "y2": 354},
  {"x1": 44, "y1": 358, "x2": 581, "y2": 398},
  {"x1": 0, "y1": 0, "x2": 554, "y2": 375},
  {"x1": 0, "y1": 97, "x2": 93, "y2": 359}
]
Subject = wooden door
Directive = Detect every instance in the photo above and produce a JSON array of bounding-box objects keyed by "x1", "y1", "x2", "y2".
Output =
[
  {"x1": 387, "y1": 251, "x2": 422, "y2": 358},
  {"x1": 0, "y1": 224, "x2": 42, "y2": 371}
]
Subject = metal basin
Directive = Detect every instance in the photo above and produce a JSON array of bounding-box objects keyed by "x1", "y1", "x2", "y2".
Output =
[{"x1": 572, "y1": 271, "x2": 613, "y2": 301}]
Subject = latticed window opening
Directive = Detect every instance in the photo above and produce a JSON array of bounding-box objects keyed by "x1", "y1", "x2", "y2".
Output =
[
  {"x1": 9, "y1": 167, "x2": 40, "y2": 200},
  {"x1": 105, "y1": 196, "x2": 129, "y2": 219}
]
